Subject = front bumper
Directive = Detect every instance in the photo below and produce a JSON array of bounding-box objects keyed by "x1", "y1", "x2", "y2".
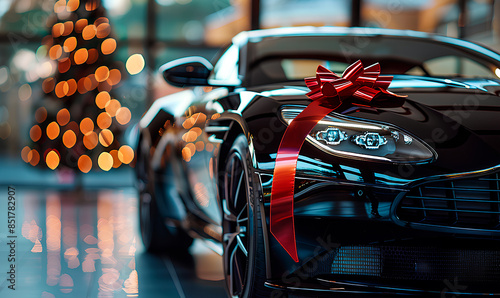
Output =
[{"x1": 257, "y1": 166, "x2": 500, "y2": 295}]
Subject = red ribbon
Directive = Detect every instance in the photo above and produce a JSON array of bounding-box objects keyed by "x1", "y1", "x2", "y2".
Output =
[{"x1": 270, "y1": 60, "x2": 405, "y2": 262}]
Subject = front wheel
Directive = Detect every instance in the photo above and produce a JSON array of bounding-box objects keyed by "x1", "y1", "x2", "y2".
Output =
[{"x1": 221, "y1": 134, "x2": 272, "y2": 298}]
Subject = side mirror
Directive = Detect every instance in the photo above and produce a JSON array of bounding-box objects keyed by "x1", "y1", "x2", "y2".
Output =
[{"x1": 159, "y1": 56, "x2": 213, "y2": 87}]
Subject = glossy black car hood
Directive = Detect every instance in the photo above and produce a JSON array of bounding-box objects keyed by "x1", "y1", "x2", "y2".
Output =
[{"x1": 243, "y1": 76, "x2": 500, "y2": 179}]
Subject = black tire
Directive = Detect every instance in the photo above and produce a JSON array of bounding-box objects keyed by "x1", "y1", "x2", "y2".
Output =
[
  {"x1": 221, "y1": 134, "x2": 272, "y2": 298},
  {"x1": 136, "y1": 136, "x2": 192, "y2": 253}
]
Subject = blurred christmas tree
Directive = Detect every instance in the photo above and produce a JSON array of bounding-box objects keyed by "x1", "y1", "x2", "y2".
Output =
[{"x1": 23, "y1": 0, "x2": 134, "y2": 174}]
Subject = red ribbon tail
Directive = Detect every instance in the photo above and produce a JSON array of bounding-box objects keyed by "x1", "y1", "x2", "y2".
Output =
[
  {"x1": 270, "y1": 100, "x2": 336, "y2": 262},
  {"x1": 270, "y1": 60, "x2": 406, "y2": 263}
]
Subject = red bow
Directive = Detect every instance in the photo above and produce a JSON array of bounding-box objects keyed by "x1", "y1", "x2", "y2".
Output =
[{"x1": 270, "y1": 60, "x2": 405, "y2": 262}]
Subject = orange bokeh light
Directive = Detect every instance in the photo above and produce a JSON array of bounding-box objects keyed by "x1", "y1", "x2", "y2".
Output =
[
  {"x1": 83, "y1": 131, "x2": 98, "y2": 149},
  {"x1": 115, "y1": 107, "x2": 131, "y2": 125},
  {"x1": 52, "y1": 23, "x2": 64, "y2": 38},
  {"x1": 96, "y1": 23, "x2": 110, "y2": 39},
  {"x1": 182, "y1": 130, "x2": 197, "y2": 143},
  {"x1": 62, "y1": 21, "x2": 73, "y2": 36},
  {"x1": 74, "y1": 48, "x2": 88, "y2": 64},
  {"x1": 192, "y1": 127, "x2": 202, "y2": 137},
  {"x1": 77, "y1": 77, "x2": 86, "y2": 94},
  {"x1": 182, "y1": 147, "x2": 191, "y2": 162},
  {"x1": 83, "y1": 77, "x2": 92, "y2": 91},
  {"x1": 98, "y1": 152, "x2": 113, "y2": 171},
  {"x1": 66, "y1": 0, "x2": 80, "y2": 11},
  {"x1": 85, "y1": 0, "x2": 98, "y2": 11},
  {"x1": 195, "y1": 141, "x2": 204, "y2": 152},
  {"x1": 54, "y1": 0, "x2": 66, "y2": 13},
  {"x1": 30, "y1": 125, "x2": 42, "y2": 142},
  {"x1": 105, "y1": 99, "x2": 121, "y2": 117},
  {"x1": 35, "y1": 107, "x2": 47, "y2": 123},
  {"x1": 58, "y1": 58, "x2": 71, "y2": 73},
  {"x1": 78, "y1": 155, "x2": 92, "y2": 173},
  {"x1": 109, "y1": 150, "x2": 122, "y2": 168},
  {"x1": 97, "y1": 112, "x2": 112, "y2": 129},
  {"x1": 47, "y1": 121, "x2": 60, "y2": 140},
  {"x1": 95, "y1": 91, "x2": 110, "y2": 109},
  {"x1": 21, "y1": 146, "x2": 31, "y2": 163},
  {"x1": 63, "y1": 37, "x2": 77, "y2": 52},
  {"x1": 55, "y1": 81, "x2": 69, "y2": 98},
  {"x1": 186, "y1": 143, "x2": 196, "y2": 156},
  {"x1": 101, "y1": 38, "x2": 116, "y2": 55},
  {"x1": 87, "y1": 48, "x2": 98, "y2": 64},
  {"x1": 107, "y1": 69, "x2": 121, "y2": 86},
  {"x1": 29, "y1": 149, "x2": 40, "y2": 166},
  {"x1": 49, "y1": 45, "x2": 62, "y2": 60},
  {"x1": 57, "y1": 109, "x2": 70, "y2": 126},
  {"x1": 126, "y1": 54, "x2": 145, "y2": 75},
  {"x1": 182, "y1": 118, "x2": 194, "y2": 129},
  {"x1": 82, "y1": 25, "x2": 96, "y2": 40},
  {"x1": 63, "y1": 130, "x2": 76, "y2": 148},
  {"x1": 118, "y1": 146, "x2": 134, "y2": 164},
  {"x1": 28, "y1": 150, "x2": 34, "y2": 164},
  {"x1": 99, "y1": 129, "x2": 114, "y2": 147},
  {"x1": 42, "y1": 78, "x2": 56, "y2": 94},
  {"x1": 194, "y1": 113, "x2": 207, "y2": 124},
  {"x1": 87, "y1": 74, "x2": 98, "y2": 90},
  {"x1": 95, "y1": 66, "x2": 109, "y2": 82},
  {"x1": 75, "y1": 19, "x2": 88, "y2": 33},
  {"x1": 67, "y1": 79, "x2": 77, "y2": 96},
  {"x1": 95, "y1": 17, "x2": 109, "y2": 26},
  {"x1": 80, "y1": 117, "x2": 94, "y2": 135},
  {"x1": 45, "y1": 150, "x2": 60, "y2": 170}
]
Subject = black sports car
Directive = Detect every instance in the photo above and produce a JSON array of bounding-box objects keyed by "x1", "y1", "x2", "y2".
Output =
[{"x1": 134, "y1": 27, "x2": 500, "y2": 297}]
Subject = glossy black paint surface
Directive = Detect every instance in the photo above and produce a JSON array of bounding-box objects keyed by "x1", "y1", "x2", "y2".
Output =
[{"x1": 136, "y1": 27, "x2": 500, "y2": 295}]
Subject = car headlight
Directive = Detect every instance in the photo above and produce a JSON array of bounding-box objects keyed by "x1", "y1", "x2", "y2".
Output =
[{"x1": 281, "y1": 107, "x2": 437, "y2": 164}]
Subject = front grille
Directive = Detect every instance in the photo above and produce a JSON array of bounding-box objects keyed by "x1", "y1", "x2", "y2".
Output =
[
  {"x1": 330, "y1": 245, "x2": 500, "y2": 284},
  {"x1": 396, "y1": 172, "x2": 500, "y2": 230}
]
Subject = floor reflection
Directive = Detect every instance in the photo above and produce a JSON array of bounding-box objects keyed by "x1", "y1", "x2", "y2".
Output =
[{"x1": 0, "y1": 188, "x2": 225, "y2": 297}]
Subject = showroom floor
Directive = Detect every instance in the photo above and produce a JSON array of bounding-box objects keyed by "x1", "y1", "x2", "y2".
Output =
[{"x1": 0, "y1": 187, "x2": 226, "y2": 298}]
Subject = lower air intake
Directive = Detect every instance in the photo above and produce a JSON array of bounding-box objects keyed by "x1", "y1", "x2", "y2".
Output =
[{"x1": 331, "y1": 245, "x2": 500, "y2": 284}]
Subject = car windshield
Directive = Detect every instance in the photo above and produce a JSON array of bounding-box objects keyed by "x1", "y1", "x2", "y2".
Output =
[{"x1": 245, "y1": 35, "x2": 500, "y2": 86}]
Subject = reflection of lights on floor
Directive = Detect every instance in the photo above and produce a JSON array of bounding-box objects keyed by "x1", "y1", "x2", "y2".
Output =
[
  {"x1": 46, "y1": 193, "x2": 61, "y2": 287},
  {"x1": 14, "y1": 189, "x2": 139, "y2": 297},
  {"x1": 5, "y1": 188, "x2": 225, "y2": 297}
]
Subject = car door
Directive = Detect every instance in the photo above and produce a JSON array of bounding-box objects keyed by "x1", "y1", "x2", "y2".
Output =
[{"x1": 180, "y1": 44, "x2": 242, "y2": 225}]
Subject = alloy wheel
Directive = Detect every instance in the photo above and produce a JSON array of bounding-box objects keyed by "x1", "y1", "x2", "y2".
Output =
[{"x1": 222, "y1": 151, "x2": 250, "y2": 297}]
